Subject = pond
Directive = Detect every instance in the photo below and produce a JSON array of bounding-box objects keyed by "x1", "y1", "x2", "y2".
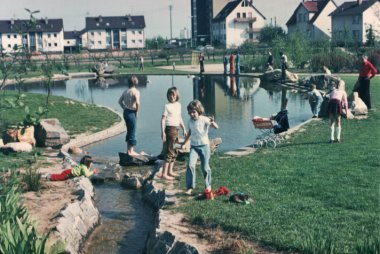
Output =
[{"x1": 6, "y1": 74, "x2": 311, "y2": 158}]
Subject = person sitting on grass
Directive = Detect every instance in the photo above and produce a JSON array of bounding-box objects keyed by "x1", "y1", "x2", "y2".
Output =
[{"x1": 45, "y1": 155, "x2": 98, "y2": 181}]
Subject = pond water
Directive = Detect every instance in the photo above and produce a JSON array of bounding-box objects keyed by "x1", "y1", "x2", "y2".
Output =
[{"x1": 7, "y1": 74, "x2": 311, "y2": 158}]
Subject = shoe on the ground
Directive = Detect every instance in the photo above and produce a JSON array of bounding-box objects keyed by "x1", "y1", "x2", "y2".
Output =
[
  {"x1": 330, "y1": 139, "x2": 334, "y2": 144},
  {"x1": 185, "y1": 189, "x2": 193, "y2": 196}
]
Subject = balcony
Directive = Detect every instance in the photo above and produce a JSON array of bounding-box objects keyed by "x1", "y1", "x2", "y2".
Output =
[
  {"x1": 234, "y1": 17, "x2": 256, "y2": 23},
  {"x1": 246, "y1": 28, "x2": 261, "y2": 34}
]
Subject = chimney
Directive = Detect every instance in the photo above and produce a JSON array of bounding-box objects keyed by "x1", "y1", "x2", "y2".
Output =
[
  {"x1": 126, "y1": 14, "x2": 132, "y2": 22},
  {"x1": 357, "y1": 0, "x2": 362, "y2": 4},
  {"x1": 10, "y1": 18, "x2": 14, "y2": 25},
  {"x1": 98, "y1": 15, "x2": 103, "y2": 22},
  {"x1": 45, "y1": 17, "x2": 48, "y2": 24}
]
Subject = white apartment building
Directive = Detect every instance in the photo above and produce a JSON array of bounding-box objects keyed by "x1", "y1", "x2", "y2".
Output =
[
  {"x1": 81, "y1": 15, "x2": 146, "y2": 50},
  {"x1": 286, "y1": 0, "x2": 338, "y2": 41},
  {"x1": 330, "y1": 0, "x2": 380, "y2": 44},
  {"x1": 0, "y1": 18, "x2": 64, "y2": 53},
  {"x1": 212, "y1": 0, "x2": 266, "y2": 49}
]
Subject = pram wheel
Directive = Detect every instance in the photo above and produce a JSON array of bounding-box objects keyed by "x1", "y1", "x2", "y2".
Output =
[{"x1": 266, "y1": 139, "x2": 276, "y2": 148}]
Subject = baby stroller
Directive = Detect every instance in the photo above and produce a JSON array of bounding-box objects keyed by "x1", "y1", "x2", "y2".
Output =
[{"x1": 252, "y1": 110, "x2": 289, "y2": 148}]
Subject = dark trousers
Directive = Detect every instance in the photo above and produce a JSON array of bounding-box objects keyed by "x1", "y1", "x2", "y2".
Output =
[
  {"x1": 358, "y1": 77, "x2": 371, "y2": 109},
  {"x1": 123, "y1": 108, "x2": 137, "y2": 146}
]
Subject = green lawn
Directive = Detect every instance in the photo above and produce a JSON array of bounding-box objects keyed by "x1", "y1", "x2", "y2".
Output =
[{"x1": 177, "y1": 76, "x2": 380, "y2": 253}]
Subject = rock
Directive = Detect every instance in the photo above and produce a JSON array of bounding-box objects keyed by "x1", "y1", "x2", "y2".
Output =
[
  {"x1": 17, "y1": 126, "x2": 36, "y2": 146},
  {"x1": 169, "y1": 241, "x2": 199, "y2": 254},
  {"x1": 68, "y1": 146, "x2": 83, "y2": 154},
  {"x1": 0, "y1": 142, "x2": 33, "y2": 153},
  {"x1": 35, "y1": 119, "x2": 70, "y2": 148},
  {"x1": 260, "y1": 69, "x2": 298, "y2": 83},
  {"x1": 348, "y1": 92, "x2": 368, "y2": 116},
  {"x1": 121, "y1": 174, "x2": 143, "y2": 189},
  {"x1": 300, "y1": 74, "x2": 340, "y2": 90},
  {"x1": 119, "y1": 152, "x2": 157, "y2": 166}
]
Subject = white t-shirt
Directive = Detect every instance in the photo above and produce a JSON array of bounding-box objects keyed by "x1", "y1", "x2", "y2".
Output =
[
  {"x1": 163, "y1": 102, "x2": 182, "y2": 127},
  {"x1": 188, "y1": 115, "x2": 211, "y2": 146}
]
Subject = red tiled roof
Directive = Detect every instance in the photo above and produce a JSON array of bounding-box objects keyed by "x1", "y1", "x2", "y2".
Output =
[{"x1": 303, "y1": 1, "x2": 319, "y2": 12}]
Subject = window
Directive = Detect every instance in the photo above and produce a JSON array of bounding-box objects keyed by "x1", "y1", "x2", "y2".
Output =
[
  {"x1": 54, "y1": 33, "x2": 57, "y2": 38},
  {"x1": 8, "y1": 44, "x2": 11, "y2": 48},
  {"x1": 352, "y1": 15, "x2": 360, "y2": 24},
  {"x1": 237, "y1": 13, "x2": 241, "y2": 18},
  {"x1": 91, "y1": 32, "x2": 94, "y2": 36},
  {"x1": 91, "y1": 40, "x2": 94, "y2": 45},
  {"x1": 98, "y1": 41, "x2": 102, "y2": 45},
  {"x1": 98, "y1": 32, "x2": 101, "y2": 36},
  {"x1": 13, "y1": 34, "x2": 17, "y2": 39},
  {"x1": 139, "y1": 31, "x2": 142, "y2": 34},
  {"x1": 132, "y1": 40, "x2": 135, "y2": 43},
  {"x1": 7, "y1": 35, "x2": 10, "y2": 39},
  {"x1": 48, "y1": 34, "x2": 51, "y2": 38},
  {"x1": 106, "y1": 22, "x2": 110, "y2": 26},
  {"x1": 139, "y1": 40, "x2": 142, "y2": 43},
  {"x1": 54, "y1": 43, "x2": 57, "y2": 47},
  {"x1": 48, "y1": 43, "x2": 51, "y2": 47},
  {"x1": 242, "y1": 13, "x2": 246, "y2": 18},
  {"x1": 67, "y1": 41, "x2": 70, "y2": 44}
]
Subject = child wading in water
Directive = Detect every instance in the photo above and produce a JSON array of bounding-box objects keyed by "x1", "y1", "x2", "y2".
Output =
[
  {"x1": 46, "y1": 155, "x2": 98, "y2": 181},
  {"x1": 182, "y1": 100, "x2": 219, "y2": 196},
  {"x1": 160, "y1": 87, "x2": 186, "y2": 180}
]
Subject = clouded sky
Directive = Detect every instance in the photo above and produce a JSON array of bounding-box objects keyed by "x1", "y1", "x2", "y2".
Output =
[{"x1": 0, "y1": 0, "x2": 347, "y2": 39}]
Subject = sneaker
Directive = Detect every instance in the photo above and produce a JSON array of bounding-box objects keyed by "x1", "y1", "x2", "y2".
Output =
[{"x1": 185, "y1": 189, "x2": 193, "y2": 196}]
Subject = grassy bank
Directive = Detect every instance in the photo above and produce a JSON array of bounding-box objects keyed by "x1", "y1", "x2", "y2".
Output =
[
  {"x1": 0, "y1": 92, "x2": 120, "y2": 169},
  {"x1": 178, "y1": 76, "x2": 380, "y2": 253}
]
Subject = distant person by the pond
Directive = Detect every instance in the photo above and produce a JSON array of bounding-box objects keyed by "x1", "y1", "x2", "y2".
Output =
[
  {"x1": 280, "y1": 52, "x2": 288, "y2": 82},
  {"x1": 322, "y1": 65, "x2": 331, "y2": 75},
  {"x1": 223, "y1": 53, "x2": 228, "y2": 75},
  {"x1": 182, "y1": 100, "x2": 219, "y2": 196},
  {"x1": 327, "y1": 80, "x2": 348, "y2": 144},
  {"x1": 229, "y1": 53, "x2": 235, "y2": 75},
  {"x1": 118, "y1": 75, "x2": 140, "y2": 155},
  {"x1": 139, "y1": 56, "x2": 144, "y2": 71},
  {"x1": 199, "y1": 52, "x2": 205, "y2": 74},
  {"x1": 159, "y1": 87, "x2": 187, "y2": 181},
  {"x1": 356, "y1": 55, "x2": 377, "y2": 109},
  {"x1": 44, "y1": 155, "x2": 98, "y2": 181},
  {"x1": 267, "y1": 51, "x2": 273, "y2": 69},
  {"x1": 235, "y1": 52, "x2": 241, "y2": 75},
  {"x1": 308, "y1": 84, "x2": 323, "y2": 118},
  {"x1": 271, "y1": 98, "x2": 289, "y2": 134}
]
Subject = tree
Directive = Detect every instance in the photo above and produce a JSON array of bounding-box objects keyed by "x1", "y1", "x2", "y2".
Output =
[
  {"x1": 366, "y1": 25, "x2": 376, "y2": 46},
  {"x1": 258, "y1": 26, "x2": 286, "y2": 45}
]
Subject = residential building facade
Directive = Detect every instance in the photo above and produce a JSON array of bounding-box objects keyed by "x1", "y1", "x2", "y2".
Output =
[
  {"x1": 81, "y1": 15, "x2": 145, "y2": 50},
  {"x1": 0, "y1": 18, "x2": 64, "y2": 53},
  {"x1": 286, "y1": 0, "x2": 337, "y2": 41},
  {"x1": 212, "y1": 0, "x2": 266, "y2": 48},
  {"x1": 330, "y1": 0, "x2": 380, "y2": 44}
]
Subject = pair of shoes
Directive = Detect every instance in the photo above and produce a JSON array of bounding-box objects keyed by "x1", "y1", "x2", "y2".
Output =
[
  {"x1": 185, "y1": 189, "x2": 193, "y2": 196},
  {"x1": 41, "y1": 174, "x2": 51, "y2": 181},
  {"x1": 330, "y1": 139, "x2": 334, "y2": 144}
]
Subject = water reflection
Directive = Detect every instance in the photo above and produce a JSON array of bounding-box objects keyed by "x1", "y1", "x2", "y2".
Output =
[{"x1": 4, "y1": 74, "x2": 311, "y2": 154}]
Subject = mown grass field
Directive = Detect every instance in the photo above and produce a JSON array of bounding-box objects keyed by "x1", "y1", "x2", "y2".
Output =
[{"x1": 177, "y1": 76, "x2": 380, "y2": 253}]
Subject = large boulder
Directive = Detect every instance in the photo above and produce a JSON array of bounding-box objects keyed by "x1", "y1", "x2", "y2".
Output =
[
  {"x1": 299, "y1": 74, "x2": 341, "y2": 90},
  {"x1": 260, "y1": 69, "x2": 298, "y2": 83},
  {"x1": 348, "y1": 92, "x2": 368, "y2": 116},
  {"x1": 35, "y1": 119, "x2": 70, "y2": 148}
]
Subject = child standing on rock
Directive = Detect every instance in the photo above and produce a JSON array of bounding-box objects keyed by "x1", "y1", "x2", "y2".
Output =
[
  {"x1": 160, "y1": 87, "x2": 187, "y2": 180},
  {"x1": 182, "y1": 100, "x2": 218, "y2": 195},
  {"x1": 45, "y1": 155, "x2": 98, "y2": 181}
]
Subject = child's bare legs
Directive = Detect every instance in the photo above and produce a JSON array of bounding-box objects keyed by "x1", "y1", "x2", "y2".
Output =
[
  {"x1": 167, "y1": 162, "x2": 178, "y2": 177},
  {"x1": 329, "y1": 113, "x2": 341, "y2": 142},
  {"x1": 329, "y1": 113, "x2": 336, "y2": 142},
  {"x1": 127, "y1": 144, "x2": 139, "y2": 156},
  {"x1": 161, "y1": 162, "x2": 175, "y2": 180},
  {"x1": 335, "y1": 116, "x2": 341, "y2": 142}
]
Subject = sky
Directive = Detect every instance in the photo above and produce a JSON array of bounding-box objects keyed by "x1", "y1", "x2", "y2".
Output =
[{"x1": 0, "y1": 0, "x2": 347, "y2": 39}]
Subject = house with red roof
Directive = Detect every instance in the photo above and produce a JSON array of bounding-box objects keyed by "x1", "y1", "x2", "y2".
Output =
[
  {"x1": 330, "y1": 0, "x2": 380, "y2": 44},
  {"x1": 212, "y1": 0, "x2": 266, "y2": 48},
  {"x1": 286, "y1": 0, "x2": 338, "y2": 41}
]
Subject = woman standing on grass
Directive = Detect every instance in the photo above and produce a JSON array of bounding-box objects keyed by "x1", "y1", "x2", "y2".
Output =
[
  {"x1": 160, "y1": 87, "x2": 187, "y2": 180},
  {"x1": 356, "y1": 55, "x2": 377, "y2": 109},
  {"x1": 118, "y1": 75, "x2": 140, "y2": 155},
  {"x1": 327, "y1": 80, "x2": 348, "y2": 144}
]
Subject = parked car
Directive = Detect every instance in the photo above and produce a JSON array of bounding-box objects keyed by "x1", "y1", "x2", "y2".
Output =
[
  {"x1": 204, "y1": 45, "x2": 214, "y2": 51},
  {"x1": 196, "y1": 45, "x2": 205, "y2": 51}
]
